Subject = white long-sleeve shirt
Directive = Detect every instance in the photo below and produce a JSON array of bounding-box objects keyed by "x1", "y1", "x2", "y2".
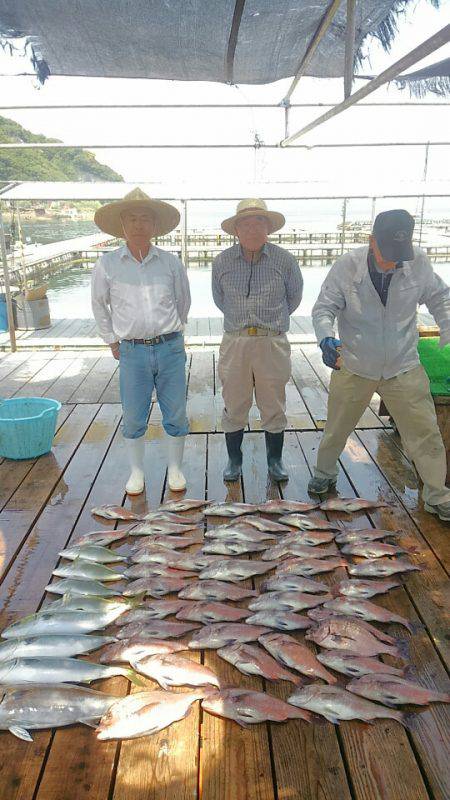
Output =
[{"x1": 91, "y1": 244, "x2": 191, "y2": 344}]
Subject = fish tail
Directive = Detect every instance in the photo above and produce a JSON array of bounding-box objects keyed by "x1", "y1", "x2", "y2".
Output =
[
  {"x1": 392, "y1": 638, "x2": 410, "y2": 661},
  {"x1": 123, "y1": 668, "x2": 146, "y2": 686}
]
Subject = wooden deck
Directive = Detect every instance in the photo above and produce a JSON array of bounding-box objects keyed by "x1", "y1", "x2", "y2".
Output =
[{"x1": 0, "y1": 347, "x2": 448, "y2": 800}]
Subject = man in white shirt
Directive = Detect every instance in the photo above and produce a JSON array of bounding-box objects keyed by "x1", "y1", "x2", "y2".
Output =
[
  {"x1": 308, "y1": 209, "x2": 450, "y2": 522},
  {"x1": 91, "y1": 188, "x2": 191, "y2": 495}
]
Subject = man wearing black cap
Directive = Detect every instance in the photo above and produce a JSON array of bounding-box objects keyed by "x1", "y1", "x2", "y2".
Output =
[{"x1": 308, "y1": 209, "x2": 450, "y2": 522}]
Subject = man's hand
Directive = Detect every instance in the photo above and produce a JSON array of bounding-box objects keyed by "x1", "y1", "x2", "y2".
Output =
[
  {"x1": 110, "y1": 341, "x2": 120, "y2": 360},
  {"x1": 320, "y1": 337, "x2": 342, "y2": 369}
]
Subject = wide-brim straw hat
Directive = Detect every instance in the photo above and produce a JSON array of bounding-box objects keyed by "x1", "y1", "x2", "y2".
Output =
[
  {"x1": 221, "y1": 198, "x2": 285, "y2": 235},
  {"x1": 94, "y1": 188, "x2": 180, "y2": 238}
]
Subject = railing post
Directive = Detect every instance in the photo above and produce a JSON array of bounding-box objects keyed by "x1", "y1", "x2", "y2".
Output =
[
  {"x1": 418, "y1": 142, "x2": 430, "y2": 247},
  {"x1": 181, "y1": 199, "x2": 188, "y2": 268},
  {"x1": 341, "y1": 198, "x2": 347, "y2": 254},
  {"x1": 0, "y1": 202, "x2": 17, "y2": 352}
]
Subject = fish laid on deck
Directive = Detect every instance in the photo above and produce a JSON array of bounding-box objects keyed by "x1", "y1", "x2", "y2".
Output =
[
  {"x1": 288, "y1": 685, "x2": 405, "y2": 726},
  {"x1": 245, "y1": 610, "x2": 312, "y2": 631},
  {"x1": 2, "y1": 608, "x2": 129, "y2": 638},
  {"x1": 75, "y1": 529, "x2": 130, "y2": 546},
  {"x1": 335, "y1": 529, "x2": 402, "y2": 544},
  {"x1": 124, "y1": 563, "x2": 196, "y2": 579},
  {"x1": 0, "y1": 634, "x2": 117, "y2": 661},
  {"x1": 176, "y1": 601, "x2": 250, "y2": 624},
  {"x1": 100, "y1": 637, "x2": 188, "y2": 664},
  {"x1": 322, "y1": 597, "x2": 416, "y2": 632},
  {"x1": 262, "y1": 542, "x2": 339, "y2": 560},
  {"x1": 278, "y1": 530, "x2": 336, "y2": 545},
  {"x1": 204, "y1": 502, "x2": 259, "y2": 517},
  {"x1": 131, "y1": 533, "x2": 203, "y2": 550},
  {"x1": 158, "y1": 499, "x2": 212, "y2": 512},
  {"x1": 0, "y1": 684, "x2": 118, "y2": 742},
  {"x1": 204, "y1": 525, "x2": 276, "y2": 543},
  {"x1": 131, "y1": 654, "x2": 220, "y2": 690},
  {"x1": 238, "y1": 515, "x2": 293, "y2": 533},
  {"x1": 188, "y1": 623, "x2": 271, "y2": 649},
  {"x1": 115, "y1": 600, "x2": 188, "y2": 623},
  {"x1": 340, "y1": 542, "x2": 416, "y2": 558},
  {"x1": 259, "y1": 632, "x2": 337, "y2": 684},
  {"x1": 53, "y1": 559, "x2": 125, "y2": 582},
  {"x1": 347, "y1": 557, "x2": 423, "y2": 577},
  {"x1": 306, "y1": 618, "x2": 407, "y2": 659},
  {"x1": 178, "y1": 580, "x2": 258, "y2": 602},
  {"x1": 257, "y1": 500, "x2": 320, "y2": 514},
  {"x1": 332, "y1": 578, "x2": 402, "y2": 599},
  {"x1": 199, "y1": 558, "x2": 277, "y2": 582},
  {"x1": 116, "y1": 620, "x2": 200, "y2": 640},
  {"x1": 316, "y1": 651, "x2": 406, "y2": 678},
  {"x1": 261, "y1": 575, "x2": 329, "y2": 594},
  {"x1": 277, "y1": 556, "x2": 347, "y2": 576},
  {"x1": 217, "y1": 642, "x2": 301, "y2": 685},
  {"x1": 141, "y1": 510, "x2": 204, "y2": 524},
  {"x1": 201, "y1": 539, "x2": 267, "y2": 556},
  {"x1": 96, "y1": 690, "x2": 206, "y2": 740},
  {"x1": 123, "y1": 576, "x2": 190, "y2": 596},
  {"x1": 45, "y1": 578, "x2": 117, "y2": 597},
  {"x1": 202, "y1": 688, "x2": 312, "y2": 726},
  {"x1": 248, "y1": 591, "x2": 332, "y2": 613},
  {"x1": 319, "y1": 498, "x2": 392, "y2": 512},
  {"x1": 347, "y1": 674, "x2": 450, "y2": 706},
  {"x1": 0, "y1": 657, "x2": 142, "y2": 685},
  {"x1": 91, "y1": 504, "x2": 140, "y2": 521},
  {"x1": 58, "y1": 544, "x2": 127, "y2": 563},
  {"x1": 282, "y1": 514, "x2": 342, "y2": 531},
  {"x1": 130, "y1": 520, "x2": 200, "y2": 535}
]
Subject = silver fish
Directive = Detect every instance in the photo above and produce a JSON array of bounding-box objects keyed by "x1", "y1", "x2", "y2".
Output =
[
  {"x1": 347, "y1": 558, "x2": 423, "y2": 578},
  {"x1": 58, "y1": 544, "x2": 126, "y2": 563},
  {"x1": 246, "y1": 610, "x2": 312, "y2": 631},
  {"x1": 123, "y1": 577, "x2": 190, "y2": 597},
  {"x1": 332, "y1": 579, "x2": 401, "y2": 599},
  {"x1": 116, "y1": 600, "x2": 187, "y2": 623},
  {"x1": 316, "y1": 651, "x2": 406, "y2": 678},
  {"x1": 288, "y1": 685, "x2": 405, "y2": 725},
  {"x1": 140, "y1": 511, "x2": 203, "y2": 525},
  {"x1": 188, "y1": 623, "x2": 271, "y2": 649},
  {"x1": 45, "y1": 578, "x2": 117, "y2": 597},
  {"x1": 323, "y1": 598, "x2": 416, "y2": 632},
  {"x1": 131, "y1": 654, "x2": 220, "y2": 690},
  {"x1": 158, "y1": 499, "x2": 211, "y2": 512},
  {"x1": 46, "y1": 594, "x2": 141, "y2": 617},
  {"x1": 2, "y1": 608, "x2": 127, "y2": 638},
  {"x1": 335, "y1": 529, "x2": 402, "y2": 544},
  {"x1": 248, "y1": 591, "x2": 332, "y2": 613},
  {"x1": 178, "y1": 581, "x2": 257, "y2": 602},
  {"x1": 319, "y1": 498, "x2": 391, "y2": 513},
  {"x1": 75, "y1": 529, "x2": 130, "y2": 547},
  {"x1": 341, "y1": 542, "x2": 414, "y2": 559},
  {"x1": 259, "y1": 632, "x2": 337, "y2": 684},
  {"x1": 204, "y1": 503, "x2": 258, "y2": 517},
  {"x1": 257, "y1": 500, "x2": 320, "y2": 514},
  {"x1": 0, "y1": 634, "x2": 117, "y2": 661},
  {"x1": 283, "y1": 515, "x2": 342, "y2": 531},
  {"x1": 347, "y1": 674, "x2": 450, "y2": 707},
  {"x1": 238, "y1": 516, "x2": 292, "y2": 533},
  {"x1": 217, "y1": 642, "x2": 301, "y2": 684},
  {"x1": 117, "y1": 620, "x2": 200, "y2": 640},
  {"x1": 100, "y1": 637, "x2": 188, "y2": 664},
  {"x1": 277, "y1": 557, "x2": 347, "y2": 576},
  {"x1": 201, "y1": 688, "x2": 311, "y2": 726},
  {"x1": 96, "y1": 690, "x2": 206, "y2": 740},
  {"x1": 201, "y1": 540, "x2": 267, "y2": 556},
  {"x1": 199, "y1": 559, "x2": 277, "y2": 582},
  {"x1": 263, "y1": 543, "x2": 338, "y2": 561},
  {"x1": 172, "y1": 554, "x2": 223, "y2": 572},
  {"x1": 129, "y1": 549, "x2": 183, "y2": 565},
  {"x1": 130, "y1": 521, "x2": 200, "y2": 535},
  {"x1": 132, "y1": 534, "x2": 203, "y2": 550},
  {"x1": 53, "y1": 559, "x2": 124, "y2": 582},
  {"x1": 176, "y1": 601, "x2": 250, "y2": 624},
  {"x1": 278, "y1": 530, "x2": 336, "y2": 546},
  {"x1": 91, "y1": 505, "x2": 139, "y2": 521},
  {"x1": 305, "y1": 618, "x2": 406, "y2": 659},
  {"x1": 124, "y1": 564, "x2": 196, "y2": 579},
  {"x1": 261, "y1": 575, "x2": 329, "y2": 594},
  {"x1": 0, "y1": 684, "x2": 118, "y2": 741},
  {"x1": 204, "y1": 525, "x2": 276, "y2": 543},
  {"x1": 0, "y1": 657, "x2": 142, "y2": 685}
]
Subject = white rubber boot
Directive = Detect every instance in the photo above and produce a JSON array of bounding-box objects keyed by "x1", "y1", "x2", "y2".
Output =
[
  {"x1": 125, "y1": 436, "x2": 145, "y2": 495},
  {"x1": 167, "y1": 434, "x2": 186, "y2": 491}
]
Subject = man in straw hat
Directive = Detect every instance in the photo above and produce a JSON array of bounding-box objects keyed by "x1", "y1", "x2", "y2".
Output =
[
  {"x1": 308, "y1": 209, "x2": 450, "y2": 521},
  {"x1": 212, "y1": 198, "x2": 303, "y2": 482},
  {"x1": 92, "y1": 188, "x2": 191, "y2": 495}
]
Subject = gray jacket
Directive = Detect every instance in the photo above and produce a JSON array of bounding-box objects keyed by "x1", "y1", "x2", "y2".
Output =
[{"x1": 312, "y1": 246, "x2": 450, "y2": 380}]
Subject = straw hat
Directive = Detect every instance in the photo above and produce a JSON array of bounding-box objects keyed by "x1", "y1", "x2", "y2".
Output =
[
  {"x1": 94, "y1": 188, "x2": 180, "y2": 238},
  {"x1": 221, "y1": 198, "x2": 285, "y2": 235}
]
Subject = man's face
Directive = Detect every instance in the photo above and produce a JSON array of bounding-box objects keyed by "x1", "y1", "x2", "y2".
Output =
[
  {"x1": 235, "y1": 214, "x2": 270, "y2": 252},
  {"x1": 121, "y1": 207, "x2": 155, "y2": 245}
]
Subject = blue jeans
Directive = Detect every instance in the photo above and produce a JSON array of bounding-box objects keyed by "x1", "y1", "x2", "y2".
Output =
[{"x1": 119, "y1": 334, "x2": 189, "y2": 439}]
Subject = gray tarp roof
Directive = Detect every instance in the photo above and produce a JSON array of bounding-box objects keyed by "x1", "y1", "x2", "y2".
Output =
[{"x1": 0, "y1": 1, "x2": 414, "y2": 84}]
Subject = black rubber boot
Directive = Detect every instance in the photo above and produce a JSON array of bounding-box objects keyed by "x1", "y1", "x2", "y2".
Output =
[
  {"x1": 265, "y1": 431, "x2": 289, "y2": 482},
  {"x1": 223, "y1": 430, "x2": 244, "y2": 481}
]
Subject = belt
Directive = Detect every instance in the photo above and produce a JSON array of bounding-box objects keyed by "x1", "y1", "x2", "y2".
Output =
[
  {"x1": 229, "y1": 327, "x2": 282, "y2": 337},
  {"x1": 124, "y1": 331, "x2": 181, "y2": 346}
]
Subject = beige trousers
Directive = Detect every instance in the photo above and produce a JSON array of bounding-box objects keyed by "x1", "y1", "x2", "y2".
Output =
[
  {"x1": 314, "y1": 364, "x2": 450, "y2": 506},
  {"x1": 218, "y1": 333, "x2": 291, "y2": 433}
]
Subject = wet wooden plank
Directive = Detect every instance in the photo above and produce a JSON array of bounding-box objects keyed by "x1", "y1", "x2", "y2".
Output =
[
  {"x1": 213, "y1": 351, "x2": 224, "y2": 433},
  {"x1": 0, "y1": 353, "x2": 57, "y2": 398},
  {"x1": 42, "y1": 356, "x2": 101, "y2": 403},
  {"x1": 0, "y1": 404, "x2": 101, "y2": 582},
  {"x1": 112, "y1": 435, "x2": 206, "y2": 800},
  {"x1": 187, "y1": 351, "x2": 216, "y2": 433},
  {"x1": 13, "y1": 356, "x2": 80, "y2": 399},
  {"x1": 201, "y1": 432, "x2": 275, "y2": 800},
  {"x1": 291, "y1": 350, "x2": 328, "y2": 429},
  {"x1": 298, "y1": 431, "x2": 433, "y2": 800},
  {"x1": 99, "y1": 364, "x2": 121, "y2": 403},
  {"x1": 69, "y1": 354, "x2": 118, "y2": 403},
  {"x1": 357, "y1": 428, "x2": 449, "y2": 572}
]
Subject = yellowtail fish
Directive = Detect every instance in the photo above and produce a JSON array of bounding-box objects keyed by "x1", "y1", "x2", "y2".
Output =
[
  {"x1": 316, "y1": 651, "x2": 406, "y2": 678},
  {"x1": 257, "y1": 500, "x2": 320, "y2": 514},
  {"x1": 0, "y1": 634, "x2": 117, "y2": 661},
  {"x1": 91, "y1": 505, "x2": 139, "y2": 521},
  {"x1": 202, "y1": 688, "x2": 312, "y2": 726},
  {"x1": 176, "y1": 601, "x2": 250, "y2": 624},
  {"x1": 53, "y1": 559, "x2": 124, "y2": 582},
  {"x1": 58, "y1": 544, "x2": 126, "y2": 563},
  {"x1": 131, "y1": 534, "x2": 203, "y2": 550},
  {"x1": 96, "y1": 690, "x2": 206, "y2": 740},
  {"x1": 178, "y1": 580, "x2": 258, "y2": 602},
  {"x1": 288, "y1": 685, "x2": 405, "y2": 726},
  {"x1": 217, "y1": 642, "x2": 301, "y2": 684},
  {"x1": 0, "y1": 657, "x2": 143, "y2": 686},
  {"x1": 347, "y1": 674, "x2": 450, "y2": 706},
  {"x1": 259, "y1": 632, "x2": 337, "y2": 684},
  {"x1": 45, "y1": 578, "x2": 117, "y2": 597},
  {"x1": 319, "y1": 498, "x2": 392, "y2": 512},
  {"x1": 131, "y1": 653, "x2": 220, "y2": 690}
]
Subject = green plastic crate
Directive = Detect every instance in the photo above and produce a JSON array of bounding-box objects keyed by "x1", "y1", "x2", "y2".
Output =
[{"x1": 417, "y1": 337, "x2": 450, "y2": 396}]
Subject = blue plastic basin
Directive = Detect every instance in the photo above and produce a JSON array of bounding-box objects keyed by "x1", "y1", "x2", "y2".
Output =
[{"x1": 0, "y1": 397, "x2": 61, "y2": 459}]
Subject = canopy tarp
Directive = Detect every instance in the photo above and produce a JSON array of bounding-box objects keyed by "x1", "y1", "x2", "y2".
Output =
[{"x1": 0, "y1": 0, "x2": 419, "y2": 85}]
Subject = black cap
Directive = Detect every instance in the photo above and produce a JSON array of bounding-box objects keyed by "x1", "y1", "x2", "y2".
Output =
[{"x1": 372, "y1": 209, "x2": 415, "y2": 262}]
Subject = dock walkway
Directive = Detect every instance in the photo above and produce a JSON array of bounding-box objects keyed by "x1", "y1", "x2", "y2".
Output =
[{"x1": 0, "y1": 345, "x2": 448, "y2": 800}]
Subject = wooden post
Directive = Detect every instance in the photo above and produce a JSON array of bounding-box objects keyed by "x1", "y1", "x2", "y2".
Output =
[
  {"x1": 181, "y1": 199, "x2": 188, "y2": 268},
  {"x1": 341, "y1": 198, "x2": 347, "y2": 254},
  {"x1": 344, "y1": 0, "x2": 356, "y2": 99},
  {"x1": 419, "y1": 142, "x2": 430, "y2": 247},
  {"x1": 281, "y1": 24, "x2": 450, "y2": 144},
  {"x1": 0, "y1": 202, "x2": 17, "y2": 352}
]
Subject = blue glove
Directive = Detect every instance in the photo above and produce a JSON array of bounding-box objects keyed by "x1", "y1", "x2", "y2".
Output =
[{"x1": 320, "y1": 337, "x2": 342, "y2": 369}]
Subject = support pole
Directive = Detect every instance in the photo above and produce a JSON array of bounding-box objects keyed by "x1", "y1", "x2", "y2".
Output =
[
  {"x1": 344, "y1": 0, "x2": 356, "y2": 99},
  {"x1": 281, "y1": 24, "x2": 450, "y2": 144},
  {"x1": 0, "y1": 203, "x2": 17, "y2": 352},
  {"x1": 341, "y1": 198, "x2": 347, "y2": 254},
  {"x1": 370, "y1": 197, "x2": 376, "y2": 228},
  {"x1": 418, "y1": 142, "x2": 430, "y2": 247},
  {"x1": 281, "y1": 0, "x2": 342, "y2": 105},
  {"x1": 181, "y1": 200, "x2": 188, "y2": 268},
  {"x1": 284, "y1": 104, "x2": 290, "y2": 140}
]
